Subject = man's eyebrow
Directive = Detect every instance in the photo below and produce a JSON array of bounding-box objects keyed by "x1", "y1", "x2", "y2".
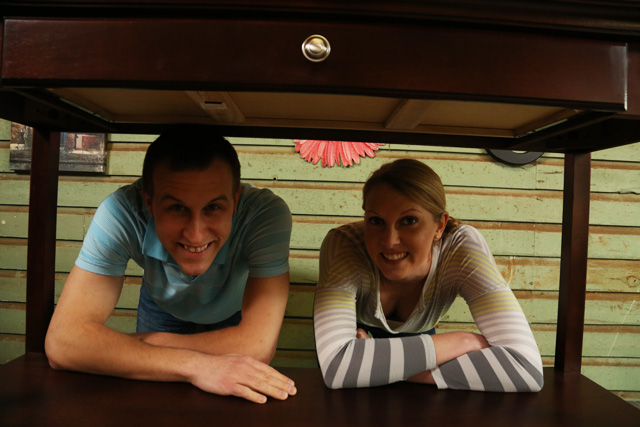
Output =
[
  {"x1": 159, "y1": 194, "x2": 186, "y2": 204},
  {"x1": 159, "y1": 194, "x2": 230, "y2": 204},
  {"x1": 204, "y1": 194, "x2": 230, "y2": 204}
]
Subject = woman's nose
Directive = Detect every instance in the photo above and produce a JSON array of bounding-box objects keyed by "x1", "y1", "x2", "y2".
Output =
[{"x1": 382, "y1": 226, "x2": 400, "y2": 247}]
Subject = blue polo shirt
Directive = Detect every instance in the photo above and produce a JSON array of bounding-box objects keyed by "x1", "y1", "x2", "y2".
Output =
[{"x1": 76, "y1": 179, "x2": 292, "y2": 324}]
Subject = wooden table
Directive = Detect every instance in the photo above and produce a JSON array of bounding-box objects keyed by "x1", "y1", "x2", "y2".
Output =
[
  {"x1": 1, "y1": 2, "x2": 640, "y2": 424},
  {"x1": 1, "y1": 354, "x2": 638, "y2": 426}
]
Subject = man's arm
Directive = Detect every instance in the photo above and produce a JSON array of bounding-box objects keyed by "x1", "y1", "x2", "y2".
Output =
[
  {"x1": 137, "y1": 273, "x2": 290, "y2": 363},
  {"x1": 45, "y1": 266, "x2": 295, "y2": 403}
]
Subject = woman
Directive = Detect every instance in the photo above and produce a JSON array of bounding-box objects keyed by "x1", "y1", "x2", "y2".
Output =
[{"x1": 313, "y1": 159, "x2": 543, "y2": 392}]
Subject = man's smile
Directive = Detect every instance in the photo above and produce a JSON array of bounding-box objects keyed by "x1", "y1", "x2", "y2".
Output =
[{"x1": 180, "y1": 242, "x2": 211, "y2": 254}]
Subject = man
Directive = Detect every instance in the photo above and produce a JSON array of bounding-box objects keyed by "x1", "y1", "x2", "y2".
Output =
[{"x1": 45, "y1": 126, "x2": 296, "y2": 404}]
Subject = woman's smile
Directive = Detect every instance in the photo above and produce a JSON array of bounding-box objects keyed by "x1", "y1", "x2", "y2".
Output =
[{"x1": 381, "y1": 251, "x2": 409, "y2": 262}]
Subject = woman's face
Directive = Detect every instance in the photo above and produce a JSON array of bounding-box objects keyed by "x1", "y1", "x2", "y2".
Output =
[{"x1": 363, "y1": 183, "x2": 447, "y2": 286}]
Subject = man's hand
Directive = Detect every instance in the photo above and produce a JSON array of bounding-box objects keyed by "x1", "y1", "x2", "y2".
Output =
[{"x1": 188, "y1": 353, "x2": 297, "y2": 404}]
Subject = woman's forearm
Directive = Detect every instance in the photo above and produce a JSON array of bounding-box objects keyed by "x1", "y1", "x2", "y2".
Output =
[{"x1": 404, "y1": 331, "x2": 489, "y2": 385}]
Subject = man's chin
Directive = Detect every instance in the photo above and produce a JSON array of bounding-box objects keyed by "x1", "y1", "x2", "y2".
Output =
[
  {"x1": 176, "y1": 260, "x2": 213, "y2": 277},
  {"x1": 170, "y1": 246, "x2": 218, "y2": 276}
]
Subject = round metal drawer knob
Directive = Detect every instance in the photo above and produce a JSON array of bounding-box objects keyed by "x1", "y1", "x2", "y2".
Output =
[{"x1": 302, "y1": 35, "x2": 331, "y2": 62}]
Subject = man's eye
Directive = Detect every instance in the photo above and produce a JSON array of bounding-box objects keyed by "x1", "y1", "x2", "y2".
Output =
[
  {"x1": 205, "y1": 204, "x2": 220, "y2": 213},
  {"x1": 168, "y1": 204, "x2": 186, "y2": 212}
]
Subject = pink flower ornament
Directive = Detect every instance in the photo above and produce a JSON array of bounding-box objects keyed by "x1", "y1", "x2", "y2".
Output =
[{"x1": 294, "y1": 140, "x2": 385, "y2": 167}]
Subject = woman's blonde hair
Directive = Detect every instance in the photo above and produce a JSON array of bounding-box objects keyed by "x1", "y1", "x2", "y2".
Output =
[{"x1": 362, "y1": 159, "x2": 460, "y2": 233}]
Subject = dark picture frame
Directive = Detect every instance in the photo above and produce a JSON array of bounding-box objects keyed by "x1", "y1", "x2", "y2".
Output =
[{"x1": 9, "y1": 123, "x2": 107, "y2": 173}]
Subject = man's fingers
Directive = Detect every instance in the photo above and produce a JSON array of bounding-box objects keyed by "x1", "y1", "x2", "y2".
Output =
[
  {"x1": 193, "y1": 354, "x2": 297, "y2": 403},
  {"x1": 232, "y1": 383, "x2": 269, "y2": 404},
  {"x1": 260, "y1": 377, "x2": 297, "y2": 400},
  {"x1": 247, "y1": 365, "x2": 296, "y2": 400}
]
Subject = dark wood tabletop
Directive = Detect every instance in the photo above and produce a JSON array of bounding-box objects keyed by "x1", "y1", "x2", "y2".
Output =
[{"x1": 1, "y1": 354, "x2": 637, "y2": 426}]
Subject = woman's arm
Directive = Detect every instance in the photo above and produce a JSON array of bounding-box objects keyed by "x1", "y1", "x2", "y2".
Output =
[
  {"x1": 425, "y1": 226, "x2": 544, "y2": 392},
  {"x1": 315, "y1": 228, "x2": 442, "y2": 388},
  {"x1": 314, "y1": 227, "x2": 490, "y2": 389},
  {"x1": 315, "y1": 287, "x2": 488, "y2": 389},
  {"x1": 429, "y1": 289, "x2": 544, "y2": 392},
  {"x1": 314, "y1": 287, "x2": 438, "y2": 388},
  {"x1": 315, "y1": 226, "x2": 543, "y2": 392}
]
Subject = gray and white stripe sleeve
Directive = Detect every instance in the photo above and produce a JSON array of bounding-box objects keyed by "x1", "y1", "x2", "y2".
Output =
[
  {"x1": 314, "y1": 287, "x2": 437, "y2": 389},
  {"x1": 431, "y1": 289, "x2": 544, "y2": 392}
]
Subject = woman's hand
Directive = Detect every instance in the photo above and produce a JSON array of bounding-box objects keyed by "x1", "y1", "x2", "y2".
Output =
[
  {"x1": 432, "y1": 331, "x2": 490, "y2": 365},
  {"x1": 406, "y1": 370, "x2": 435, "y2": 384},
  {"x1": 356, "y1": 328, "x2": 370, "y2": 339},
  {"x1": 407, "y1": 332, "x2": 489, "y2": 385}
]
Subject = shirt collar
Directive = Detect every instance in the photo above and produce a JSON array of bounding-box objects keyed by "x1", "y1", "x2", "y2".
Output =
[{"x1": 142, "y1": 218, "x2": 173, "y2": 263}]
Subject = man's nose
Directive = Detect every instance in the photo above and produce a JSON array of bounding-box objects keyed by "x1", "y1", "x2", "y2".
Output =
[{"x1": 184, "y1": 214, "x2": 206, "y2": 243}]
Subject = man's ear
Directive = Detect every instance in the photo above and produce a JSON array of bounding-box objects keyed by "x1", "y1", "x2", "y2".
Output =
[
  {"x1": 142, "y1": 189, "x2": 154, "y2": 217},
  {"x1": 233, "y1": 186, "x2": 242, "y2": 215}
]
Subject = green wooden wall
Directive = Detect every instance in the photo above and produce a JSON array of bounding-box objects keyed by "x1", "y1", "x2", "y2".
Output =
[{"x1": 1, "y1": 119, "x2": 638, "y2": 403}]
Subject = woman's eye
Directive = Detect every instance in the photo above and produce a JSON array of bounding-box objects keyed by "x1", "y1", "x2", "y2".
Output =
[
  {"x1": 367, "y1": 217, "x2": 383, "y2": 226},
  {"x1": 402, "y1": 216, "x2": 418, "y2": 225}
]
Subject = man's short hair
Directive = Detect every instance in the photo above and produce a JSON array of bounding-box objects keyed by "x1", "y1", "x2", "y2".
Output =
[{"x1": 142, "y1": 126, "x2": 241, "y2": 196}]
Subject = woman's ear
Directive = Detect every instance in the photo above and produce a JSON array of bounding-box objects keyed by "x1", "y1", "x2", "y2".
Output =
[{"x1": 438, "y1": 211, "x2": 449, "y2": 233}]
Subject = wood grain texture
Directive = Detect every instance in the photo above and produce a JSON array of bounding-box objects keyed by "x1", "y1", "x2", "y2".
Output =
[{"x1": 2, "y1": 18, "x2": 627, "y2": 111}]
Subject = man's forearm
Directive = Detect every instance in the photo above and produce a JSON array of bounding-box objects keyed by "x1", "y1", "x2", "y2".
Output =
[
  {"x1": 47, "y1": 321, "x2": 295, "y2": 402},
  {"x1": 48, "y1": 320, "x2": 200, "y2": 382},
  {"x1": 135, "y1": 274, "x2": 290, "y2": 363},
  {"x1": 134, "y1": 323, "x2": 278, "y2": 363}
]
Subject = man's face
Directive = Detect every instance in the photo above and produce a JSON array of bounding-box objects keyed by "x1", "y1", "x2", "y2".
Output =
[{"x1": 143, "y1": 160, "x2": 240, "y2": 277}]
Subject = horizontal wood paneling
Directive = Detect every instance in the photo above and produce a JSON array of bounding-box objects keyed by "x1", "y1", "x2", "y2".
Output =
[
  {"x1": 0, "y1": 120, "x2": 638, "y2": 399},
  {"x1": 2, "y1": 210, "x2": 640, "y2": 261},
  {"x1": 2, "y1": 280, "x2": 639, "y2": 328},
  {"x1": 2, "y1": 245, "x2": 639, "y2": 294},
  {"x1": 1, "y1": 305, "x2": 638, "y2": 360},
  {"x1": 6, "y1": 140, "x2": 640, "y2": 190},
  {"x1": 2, "y1": 175, "x2": 638, "y2": 227}
]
